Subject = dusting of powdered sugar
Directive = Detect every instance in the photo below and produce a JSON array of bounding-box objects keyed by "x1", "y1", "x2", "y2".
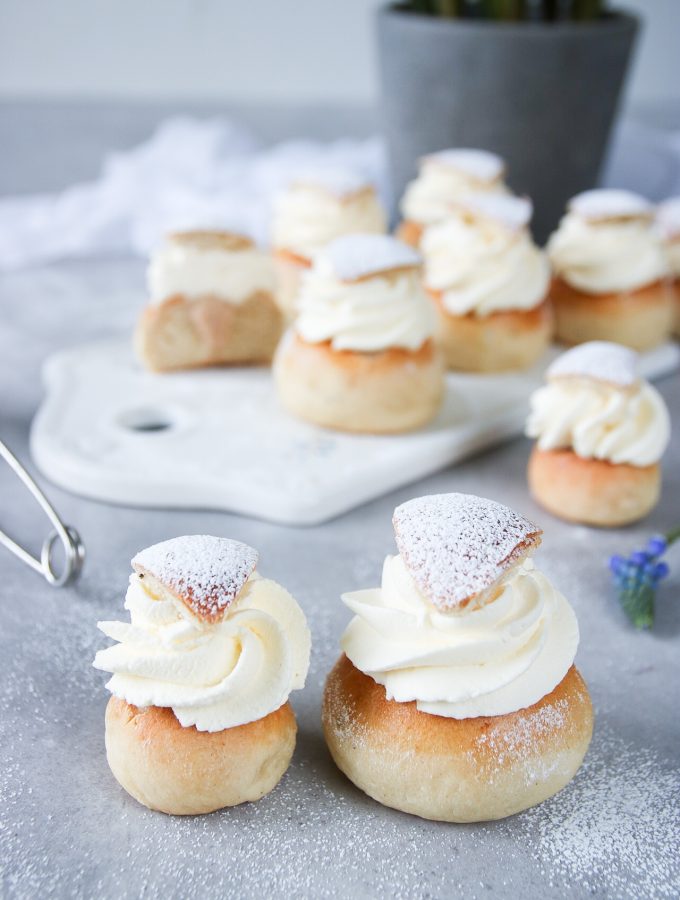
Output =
[
  {"x1": 510, "y1": 725, "x2": 680, "y2": 899},
  {"x1": 570, "y1": 188, "x2": 653, "y2": 221},
  {"x1": 392, "y1": 493, "x2": 541, "y2": 610},
  {"x1": 547, "y1": 341, "x2": 639, "y2": 387},
  {"x1": 423, "y1": 148, "x2": 505, "y2": 182},
  {"x1": 132, "y1": 535, "x2": 258, "y2": 621},
  {"x1": 323, "y1": 233, "x2": 421, "y2": 282},
  {"x1": 454, "y1": 193, "x2": 533, "y2": 231}
]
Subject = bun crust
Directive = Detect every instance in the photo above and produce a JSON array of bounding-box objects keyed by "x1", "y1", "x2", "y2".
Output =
[
  {"x1": 550, "y1": 276, "x2": 674, "y2": 351},
  {"x1": 430, "y1": 291, "x2": 552, "y2": 372},
  {"x1": 135, "y1": 291, "x2": 283, "y2": 372},
  {"x1": 105, "y1": 698, "x2": 296, "y2": 815},
  {"x1": 395, "y1": 219, "x2": 424, "y2": 248},
  {"x1": 274, "y1": 333, "x2": 444, "y2": 433},
  {"x1": 323, "y1": 655, "x2": 593, "y2": 823},
  {"x1": 528, "y1": 446, "x2": 660, "y2": 527}
]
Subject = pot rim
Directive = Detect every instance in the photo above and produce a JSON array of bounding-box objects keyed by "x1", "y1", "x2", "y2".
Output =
[{"x1": 378, "y1": 4, "x2": 639, "y2": 34}]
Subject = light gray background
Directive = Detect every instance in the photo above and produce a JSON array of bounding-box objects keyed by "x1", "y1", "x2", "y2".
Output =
[{"x1": 1, "y1": 0, "x2": 679, "y2": 113}]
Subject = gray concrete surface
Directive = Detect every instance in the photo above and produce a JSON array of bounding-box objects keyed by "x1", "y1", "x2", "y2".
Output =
[{"x1": 0, "y1": 106, "x2": 679, "y2": 900}]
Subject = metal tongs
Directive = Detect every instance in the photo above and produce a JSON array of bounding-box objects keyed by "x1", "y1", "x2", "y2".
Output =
[{"x1": 0, "y1": 439, "x2": 84, "y2": 586}]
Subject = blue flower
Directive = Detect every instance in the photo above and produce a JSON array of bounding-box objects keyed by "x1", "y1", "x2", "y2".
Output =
[{"x1": 608, "y1": 528, "x2": 678, "y2": 629}]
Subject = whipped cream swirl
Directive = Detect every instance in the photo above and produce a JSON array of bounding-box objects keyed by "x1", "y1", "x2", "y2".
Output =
[
  {"x1": 401, "y1": 158, "x2": 507, "y2": 227},
  {"x1": 295, "y1": 255, "x2": 435, "y2": 352},
  {"x1": 548, "y1": 213, "x2": 669, "y2": 294},
  {"x1": 272, "y1": 184, "x2": 385, "y2": 259},
  {"x1": 341, "y1": 554, "x2": 578, "y2": 719},
  {"x1": 526, "y1": 377, "x2": 670, "y2": 467},
  {"x1": 148, "y1": 240, "x2": 274, "y2": 305},
  {"x1": 423, "y1": 215, "x2": 549, "y2": 316},
  {"x1": 94, "y1": 573, "x2": 310, "y2": 732}
]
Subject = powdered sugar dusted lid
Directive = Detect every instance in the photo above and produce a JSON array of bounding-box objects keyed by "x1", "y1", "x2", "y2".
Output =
[
  {"x1": 323, "y1": 233, "x2": 421, "y2": 281},
  {"x1": 290, "y1": 166, "x2": 374, "y2": 199},
  {"x1": 132, "y1": 535, "x2": 258, "y2": 623},
  {"x1": 393, "y1": 493, "x2": 542, "y2": 611},
  {"x1": 423, "y1": 148, "x2": 505, "y2": 183},
  {"x1": 547, "y1": 341, "x2": 639, "y2": 387},
  {"x1": 455, "y1": 193, "x2": 532, "y2": 231},
  {"x1": 569, "y1": 189, "x2": 653, "y2": 222},
  {"x1": 656, "y1": 197, "x2": 680, "y2": 240}
]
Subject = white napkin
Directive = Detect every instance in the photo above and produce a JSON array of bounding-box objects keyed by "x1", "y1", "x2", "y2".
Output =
[{"x1": 0, "y1": 116, "x2": 386, "y2": 270}]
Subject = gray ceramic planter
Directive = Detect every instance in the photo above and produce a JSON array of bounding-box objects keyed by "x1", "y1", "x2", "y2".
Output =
[{"x1": 376, "y1": 6, "x2": 639, "y2": 241}]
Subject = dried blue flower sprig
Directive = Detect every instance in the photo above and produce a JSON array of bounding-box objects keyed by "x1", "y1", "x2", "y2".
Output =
[{"x1": 609, "y1": 526, "x2": 680, "y2": 629}]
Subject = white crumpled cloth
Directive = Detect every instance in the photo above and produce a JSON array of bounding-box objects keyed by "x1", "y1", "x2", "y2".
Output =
[
  {"x1": 0, "y1": 116, "x2": 386, "y2": 270},
  {"x1": 0, "y1": 114, "x2": 679, "y2": 271}
]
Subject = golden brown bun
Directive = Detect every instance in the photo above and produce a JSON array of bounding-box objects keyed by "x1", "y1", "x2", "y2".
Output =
[
  {"x1": 550, "y1": 276, "x2": 674, "y2": 351},
  {"x1": 528, "y1": 446, "x2": 660, "y2": 527},
  {"x1": 105, "y1": 698, "x2": 297, "y2": 815},
  {"x1": 395, "y1": 219, "x2": 424, "y2": 248},
  {"x1": 429, "y1": 290, "x2": 552, "y2": 372},
  {"x1": 273, "y1": 249, "x2": 312, "y2": 320},
  {"x1": 323, "y1": 656, "x2": 593, "y2": 823},
  {"x1": 135, "y1": 291, "x2": 283, "y2": 372},
  {"x1": 274, "y1": 333, "x2": 444, "y2": 434}
]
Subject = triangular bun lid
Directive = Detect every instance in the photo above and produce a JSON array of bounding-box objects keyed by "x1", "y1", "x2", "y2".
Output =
[
  {"x1": 132, "y1": 535, "x2": 258, "y2": 623},
  {"x1": 393, "y1": 493, "x2": 542, "y2": 611},
  {"x1": 547, "y1": 341, "x2": 639, "y2": 388},
  {"x1": 323, "y1": 233, "x2": 421, "y2": 282}
]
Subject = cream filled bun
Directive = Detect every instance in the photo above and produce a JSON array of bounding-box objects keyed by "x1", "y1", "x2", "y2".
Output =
[
  {"x1": 94, "y1": 535, "x2": 311, "y2": 814},
  {"x1": 422, "y1": 195, "x2": 552, "y2": 372},
  {"x1": 323, "y1": 493, "x2": 593, "y2": 822},
  {"x1": 135, "y1": 230, "x2": 282, "y2": 371},
  {"x1": 274, "y1": 234, "x2": 444, "y2": 433},
  {"x1": 526, "y1": 342, "x2": 670, "y2": 526},
  {"x1": 547, "y1": 190, "x2": 673, "y2": 350},
  {"x1": 398, "y1": 149, "x2": 508, "y2": 246},
  {"x1": 271, "y1": 168, "x2": 386, "y2": 318}
]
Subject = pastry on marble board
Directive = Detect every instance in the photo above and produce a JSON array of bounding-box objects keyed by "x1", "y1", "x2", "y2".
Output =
[
  {"x1": 273, "y1": 233, "x2": 444, "y2": 434},
  {"x1": 397, "y1": 148, "x2": 509, "y2": 248},
  {"x1": 421, "y1": 194, "x2": 552, "y2": 372},
  {"x1": 656, "y1": 197, "x2": 680, "y2": 337},
  {"x1": 526, "y1": 342, "x2": 670, "y2": 527},
  {"x1": 322, "y1": 493, "x2": 593, "y2": 823},
  {"x1": 271, "y1": 169, "x2": 386, "y2": 319},
  {"x1": 93, "y1": 535, "x2": 311, "y2": 815},
  {"x1": 135, "y1": 230, "x2": 282, "y2": 371},
  {"x1": 547, "y1": 189, "x2": 673, "y2": 350}
]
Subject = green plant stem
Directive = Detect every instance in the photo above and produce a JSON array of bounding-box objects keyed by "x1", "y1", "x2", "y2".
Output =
[{"x1": 665, "y1": 525, "x2": 680, "y2": 547}]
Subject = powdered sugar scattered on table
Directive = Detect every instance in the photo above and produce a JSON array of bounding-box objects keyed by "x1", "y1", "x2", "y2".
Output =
[
  {"x1": 548, "y1": 341, "x2": 639, "y2": 387},
  {"x1": 324, "y1": 233, "x2": 421, "y2": 281},
  {"x1": 132, "y1": 535, "x2": 258, "y2": 621},
  {"x1": 393, "y1": 493, "x2": 541, "y2": 610},
  {"x1": 423, "y1": 148, "x2": 505, "y2": 182}
]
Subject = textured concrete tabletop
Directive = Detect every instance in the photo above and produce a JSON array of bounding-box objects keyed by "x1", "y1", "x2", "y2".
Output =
[{"x1": 1, "y1": 104, "x2": 679, "y2": 900}]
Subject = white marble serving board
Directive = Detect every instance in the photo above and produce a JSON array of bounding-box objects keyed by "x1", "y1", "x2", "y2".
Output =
[{"x1": 30, "y1": 338, "x2": 680, "y2": 525}]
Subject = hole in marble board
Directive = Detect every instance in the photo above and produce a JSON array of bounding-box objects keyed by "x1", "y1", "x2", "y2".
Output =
[{"x1": 116, "y1": 407, "x2": 174, "y2": 434}]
